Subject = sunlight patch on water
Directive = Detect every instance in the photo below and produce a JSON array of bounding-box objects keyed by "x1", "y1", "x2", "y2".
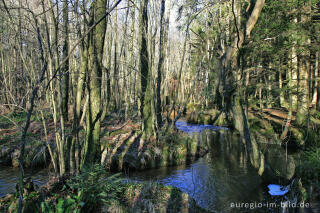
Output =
[{"x1": 175, "y1": 121, "x2": 229, "y2": 135}]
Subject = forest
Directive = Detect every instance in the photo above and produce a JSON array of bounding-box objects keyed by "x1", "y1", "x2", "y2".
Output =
[{"x1": 0, "y1": 0, "x2": 319, "y2": 212}]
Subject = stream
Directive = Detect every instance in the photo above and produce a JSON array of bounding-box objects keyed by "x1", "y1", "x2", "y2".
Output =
[
  {"x1": 0, "y1": 121, "x2": 305, "y2": 212},
  {"x1": 0, "y1": 165, "x2": 49, "y2": 197},
  {"x1": 125, "y1": 128, "x2": 299, "y2": 212}
]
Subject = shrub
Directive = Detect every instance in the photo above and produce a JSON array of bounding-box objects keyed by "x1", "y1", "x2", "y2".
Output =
[
  {"x1": 297, "y1": 148, "x2": 320, "y2": 183},
  {"x1": 39, "y1": 164, "x2": 125, "y2": 212}
]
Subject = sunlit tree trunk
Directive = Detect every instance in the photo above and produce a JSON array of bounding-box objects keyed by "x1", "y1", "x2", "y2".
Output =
[
  {"x1": 296, "y1": 2, "x2": 311, "y2": 126},
  {"x1": 82, "y1": 0, "x2": 107, "y2": 166},
  {"x1": 71, "y1": 0, "x2": 89, "y2": 173},
  {"x1": 113, "y1": 8, "x2": 120, "y2": 112},
  {"x1": 46, "y1": 0, "x2": 68, "y2": 175},
  {"x1": 101, "y1": 4, "x2": 112, "y2": 122},
  {"x1": 156, "y1": 0, "x2": 165, "y2": 130},
  {"x1": 279, "y1": 58, "x2": 288, "y2": 108},
  {"x1": 139, "y1": 0, "x2": 153, "y2": 136},
  {"x1": 129, "y1": 0, "x2": 136, "y2": 110},
  {"x1": 312, "y1": 51, "x2": 318, "y2": 106},
  {"x1": 291, "y1": 18, "x2": 299, "y2": 111}
]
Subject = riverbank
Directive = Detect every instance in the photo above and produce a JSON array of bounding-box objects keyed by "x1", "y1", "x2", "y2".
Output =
[
  {"x1": 100, "y1": 123, "x2": 209, "y2": 172},
  {"x1": 184, "y1": 107, "x2": 320, "y2": 207},
  {"x1": 1, "y1": 110, "x2": 320, "y2": 212},
  {"x1": 0, "y1": 165, "x2": 207, "y2": 212},
  {"x1": 0, "y1": 112, "x2": 210, "y2": 170}
]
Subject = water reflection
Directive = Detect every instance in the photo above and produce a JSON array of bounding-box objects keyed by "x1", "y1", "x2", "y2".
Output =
[
  {"x1": 175, "y1": 121, "x2": 229, "y2": 135},
  {"x1": 0, "y1": 166, "x2": 50, "y2": 197},
  {"x1": 126, "y1": 130, "x2": 296, "y2": 212},
  {"x1": 0, "y1": 127, "x2": 298, "y2": 212},
  {"x1": 261, "y1": 145, "x2": 296, "y2": 182}
]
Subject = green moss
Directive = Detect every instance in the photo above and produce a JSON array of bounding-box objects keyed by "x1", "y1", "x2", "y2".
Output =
[
  {"x1": 248, "y1": 116, "x2": 280, "y2": 144},
  {"x1": 123, "y1": 181, "x2": 207, "y2": 212},
  {"x1": 186, "y1": 109, "x2": 228, "y2": 126},
  {"x1": 104, "y1": 130, "x2": 208, "y2": 171},
  {"x1": 263, "y1": 128, "x2": 275, "y2": 137},
  {"x1": 290, "y1": 128, "x2": 304, "y2": 146},
  {"x1": 188, "y1": 138, "x2": 198, "y2": 154}
]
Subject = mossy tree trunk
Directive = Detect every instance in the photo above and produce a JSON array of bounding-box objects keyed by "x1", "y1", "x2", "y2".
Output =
[
  {"x1": 290, "y1": 40, "x2": 299, "y2": 111},
  {"x1": 71, "y1": 1, "x2": 89, "y2": 173},
  {"x1": 113, "y1": 8, "x2": 120, "y2": 112},
  {"x1": 82, "y1": 0, "x2": 107, "y2": 167},
  {"x1": 139, "y1": 0, "x2": 154, "y2": 137},
  {"x1": 279, "y1": 58, "x2": 288, "y2": 108},
  {"x1": 129, "y1": 0, "x2": 136, "y2": 111},
  {"x1": 46, "y1": 0, "x2": 69, "y2": 175},
  {"x1": 101, "y1": 7, "x2": 112, "y2": 122},
  {"x1": 156, "y1": 0, "x2": 166, "y2": 130},
  {"x1": 296, "y1": 2, "x2": 311, "y2": 126}
]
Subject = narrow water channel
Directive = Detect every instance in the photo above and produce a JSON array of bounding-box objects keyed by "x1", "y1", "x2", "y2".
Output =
[
  {"x1": 125, "y1": 129, "x2": 297, "y2": 212},
  {"x1": 0, "y1": 122, "x2": 300, "y2": 212}
]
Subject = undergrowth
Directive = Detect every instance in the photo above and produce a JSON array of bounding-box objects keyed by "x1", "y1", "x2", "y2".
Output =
[
  {"x1": 1, "y1": 163, "x2": 204, "y2": 213},
  {"x1": 297, "y1": 148, "x2": 320, "y2": 183},
  {"x1": 41, "y1": 164, "x2": 125, "y2": 212},
  {"x1": 296, "y1": 148, "x2": 320, "y2": 200},
  {"x1": 4, "y1": 165, "x2": 125, "y2": 213}
]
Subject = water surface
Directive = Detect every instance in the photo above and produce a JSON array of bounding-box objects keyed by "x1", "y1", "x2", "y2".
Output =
[
  {"x1": 0, "y1": 166, "x2": 49, "y2": 197},
  {"x1": 125, "y1": 131, "x2": 271, "y2": 212},
  {"x1": 0, "y1": 122, "x2": 301, "y2": 212}
]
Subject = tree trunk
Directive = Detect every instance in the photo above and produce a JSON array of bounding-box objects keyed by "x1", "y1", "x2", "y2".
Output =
[
  {"x1": 139, "y1": 0, "x2": 153, "y2": 136},
  {"x1": 312, "y1": 51, "x2": 318, "y2": 106},
  {"x1": 291, "y1": 42, "x2": 298, "y2": 110},
  {"x1": 217, "y1": 0, "x2": 265, "y2": 169},
  {"x1": 61, "y1": 0, "x2": 69, "y2": 121},
  {"x1": 316, "y1": 51, "x2": 320, "y2": 111},
  {"x1": 82, "y1": 0, "x2": 107, "y2": 166},
  {"x1": 279, "y1": 59, "x2": 288, "y2": 108},
  {"x1": 129, "y1": 0, "x2": 136, "y2": 110},
  {"x1": 296, "y1": 3, "x2": 311, "y2": 126},
  {"x1": 156, "y1": 0, "x2": 165, "y2": 130}
]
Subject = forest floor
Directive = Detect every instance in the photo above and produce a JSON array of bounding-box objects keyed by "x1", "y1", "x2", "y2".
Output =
[
  {"x1": 249, "y1": 107, "x2": 320, "y2": 147},
  {"x1": 0, "y1": 110, "x2": 209, "y2": 170},
  {"x1": 250, "y1": 108, "x2": 295, "y2": 125},
  {"x1": 0, "y1": 111, "x2": 209, "y2": 212},
  {"x1": 1, "y1": 108, "x2": 320, "y2": 212},
  {"x1": 250, "y1": 107, "x2": 320, "y2": 127}
]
